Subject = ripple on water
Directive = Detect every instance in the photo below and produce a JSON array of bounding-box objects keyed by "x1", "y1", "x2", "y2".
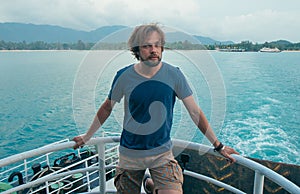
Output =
[{"x1": 222, "y1": 116, "x2": 299, "y2": 165}]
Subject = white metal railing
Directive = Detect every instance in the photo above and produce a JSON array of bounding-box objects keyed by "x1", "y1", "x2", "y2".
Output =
[
  {"x1": 172, "y1": 139, "x2": 300, "y2": 194},
  {"x1": 0, "y1": 137, "x2": 299, "y2": 194},
  {"x1": 183, "y1": 170, "x2": 245, "y2": 194},
  {"x1": 0, "y1": 137, "x2": 119, "y2": 194},
  {"x1": 0, "y1": 139, "x2": 71, "y2": 184}
]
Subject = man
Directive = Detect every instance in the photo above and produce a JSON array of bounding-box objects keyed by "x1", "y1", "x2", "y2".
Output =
[{"x1": 73, "y1": 23, "x2": 239, "y2": 194}]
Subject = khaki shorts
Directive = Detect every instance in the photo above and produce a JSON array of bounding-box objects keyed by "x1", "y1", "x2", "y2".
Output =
[{"x1": 114, "y1": 151, "x2": 183, "y2": 194}]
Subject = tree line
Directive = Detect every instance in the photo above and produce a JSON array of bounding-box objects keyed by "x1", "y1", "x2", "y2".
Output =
[
  {"x1": 0, "y1": 40, "x2": 94, "y2": 50},
  {"x1": 1, "y1": 40, "x2": 299, "y2": 51},
  {"x1": 213, "y1": 40, "x2": 300, "y2": 51}
]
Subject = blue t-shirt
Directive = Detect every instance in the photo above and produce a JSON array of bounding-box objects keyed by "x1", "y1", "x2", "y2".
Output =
[{"x1": 108, "y1": 62, "x2": 192, "y2": 157}]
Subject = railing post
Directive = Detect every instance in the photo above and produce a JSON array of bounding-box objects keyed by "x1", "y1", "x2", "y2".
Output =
[
  {"x1": 98, "y1": 140, "x2": 106, "y2": 193},
  {"x1": 253, "y1": 171, "x2": 264, "y2": 194}
]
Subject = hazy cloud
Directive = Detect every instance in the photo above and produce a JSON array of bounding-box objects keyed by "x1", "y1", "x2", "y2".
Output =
[{"x1": 0, "y1": 0, "x2": 299, "y2": 42}]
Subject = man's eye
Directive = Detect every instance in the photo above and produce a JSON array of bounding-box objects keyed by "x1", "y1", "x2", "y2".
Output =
[
  {"x1": 155, "y1": 43, "x2": 162, "y2": 47},
  {"x1": 142, "y1": 44, "x2": 152, "y2": 48},
  {"x1": 141, "y1": 43, "x2": 162, "y2": 49}
]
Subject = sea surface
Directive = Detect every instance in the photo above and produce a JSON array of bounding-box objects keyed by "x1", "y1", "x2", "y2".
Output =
[{"x1": 0, "y1": 50, "x2": 299, "y2": 165}]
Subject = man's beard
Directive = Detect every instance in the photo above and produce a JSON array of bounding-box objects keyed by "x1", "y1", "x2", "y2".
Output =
[{"x1": 140, "y1": 55, "x2": 161, "y2": 67}]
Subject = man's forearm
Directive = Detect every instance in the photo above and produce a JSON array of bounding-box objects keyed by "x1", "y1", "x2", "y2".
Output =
[
  {"x1": 194, "y1": 108, "x2": 220, "y2": 147},
  {"x1": 84, "y1": 99, "x2": 113, "y2": 141}
]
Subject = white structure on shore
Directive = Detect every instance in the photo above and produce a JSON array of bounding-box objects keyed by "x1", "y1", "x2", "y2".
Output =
[{"x1": 259, "y1": 47, "x2": 281, "y2": 52}]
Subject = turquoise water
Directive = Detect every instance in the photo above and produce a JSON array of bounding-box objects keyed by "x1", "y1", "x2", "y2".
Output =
[{"x1": 0, "y1": 50, "x2": 299, "y2": 165}]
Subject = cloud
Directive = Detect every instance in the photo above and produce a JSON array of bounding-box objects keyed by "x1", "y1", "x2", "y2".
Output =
[
  {"x1": 218, "y1": 9, "x2": 299, "y2": 42},
  {"x1": 0, "y1": 0, "x2": 299, "y2": 42}
]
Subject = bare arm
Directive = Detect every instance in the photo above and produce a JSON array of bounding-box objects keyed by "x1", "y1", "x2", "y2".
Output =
[
  {"x1": 182, "y1": 95, "x2": 238, "y2": 162},
  {"x1": 73, "y1": 98, "x2": 115, "y2": 149}
]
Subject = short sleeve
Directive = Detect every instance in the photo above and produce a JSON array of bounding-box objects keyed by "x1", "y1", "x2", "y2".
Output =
[{"x1": 175, "y1": 67, "x2": 193, "y2": 99}]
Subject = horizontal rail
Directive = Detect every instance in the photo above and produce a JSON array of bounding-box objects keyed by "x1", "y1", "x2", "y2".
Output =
[
  {"x1": 172, "y1": 139, "x2": 300, "y2": 194},
  {"x1": 0, "y1": 167, "x2": 99, "y2": 194},
  {"x1": 0, "y1": 136, "x2": 120, "y2": 168},
  {"x1": 183, "y1": 170, "x2": 246, "y2": 194},
  {"x1": 1, "y1": 137, "x2": 299, "y2": 194}
]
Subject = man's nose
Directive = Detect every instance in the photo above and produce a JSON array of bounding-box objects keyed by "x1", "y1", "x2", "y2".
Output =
[{"x1": 150, "y1": 44, "x2": 158, "y2": 52}]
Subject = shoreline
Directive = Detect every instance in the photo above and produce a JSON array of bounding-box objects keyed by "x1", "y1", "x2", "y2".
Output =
[
  {"x1": 1, "y1": 49, "x2": 300, "y2": 52},
  {"x1": 0, "y1": 49, "x2": 86, "y2": 52}
]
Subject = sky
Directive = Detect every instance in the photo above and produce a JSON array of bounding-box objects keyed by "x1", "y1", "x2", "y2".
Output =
[{"x1": 0, "y1": 0, "x2": 299, "y2": 43}]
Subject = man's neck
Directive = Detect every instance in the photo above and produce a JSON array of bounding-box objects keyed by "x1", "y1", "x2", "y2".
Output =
[{"x1": 134, "y1": 61, "x2": 162, "y2": 79}]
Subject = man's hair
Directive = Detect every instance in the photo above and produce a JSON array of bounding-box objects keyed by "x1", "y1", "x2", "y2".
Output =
[{"x1": 128, "y1": 23, "x2": 165, "y2": 60}]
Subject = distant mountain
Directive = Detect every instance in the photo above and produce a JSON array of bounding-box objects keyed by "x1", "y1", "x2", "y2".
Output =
[
  {"x1": 87, "y1": 25, "x2": 129, "y2": 42},
  {"x1": 0, "y1": 23, "x2": 85, "y2": 42},
  {"x1": 269, "y1": 40, "x2": 292, "y2": 45},
  {"x1": 0, "y1": 22, "x2": 127, "y2": 43},
  {"x1": 0, "y1": 22, "x2": 231, "y2": 45},
  {"x1": 164, "y1": 32, "x2": 233, "y2": 45},
  {"x1": 194, "y1": 35, "x2": 234, "y2": 45}
]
